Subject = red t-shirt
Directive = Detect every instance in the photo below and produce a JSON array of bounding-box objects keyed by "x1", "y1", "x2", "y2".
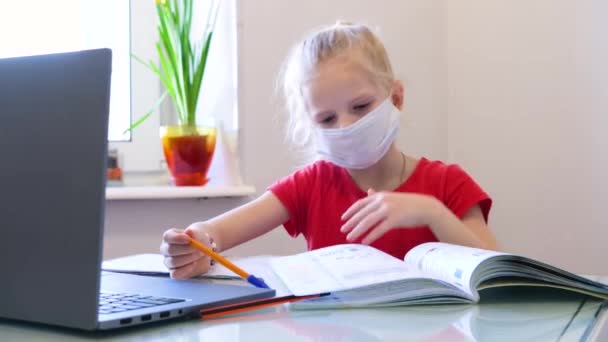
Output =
[{"x1": 268, "y1": 157, "x2": 492, "y2": 260}]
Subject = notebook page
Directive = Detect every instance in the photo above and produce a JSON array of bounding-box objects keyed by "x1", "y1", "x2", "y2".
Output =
[
  {"x1": 102, "y1": 254, "x2": 277, "y2": 281},
  {"x1": 102, "y1": 254, "x2": 168, "y2": 275},
  {"x1": 271, "y1": 244, "x2": 427, "y2": 296},
  {"x1": 404, "y1": 243, "x2": 506, "y2": 296},
  {"x1": 208, "y1": 255, "x2": 278, "y2": 280}
]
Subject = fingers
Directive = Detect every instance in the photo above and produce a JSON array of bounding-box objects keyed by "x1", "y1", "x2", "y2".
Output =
[
  {"x1": 162, "y1": 228, "x2": 191, "y2": 245},
  {"x1": 169, "y1": 258, "x2": 211, "y2": 279},
  {"x1": 341, "y1": 198, "x2": 382, "y2": 234},
  {"x1": 160, "y1": 228, "x2": 195, "y2": 257},
  {"x1": 346, "y1": 209, "x2": 386, "y2": 242},
  {"x1": 361, "y1": 219, "x2": 395, "y2": 245},
  {"x1": 163, "y1": 251, "x2": 204, "y2": 269},
  {"x1": 160, "y1": 226, "x2": 212, "y2": 279},
  {"x1": 160, "y1": 243, "x2": 195, "y2": 258},
  {"x1": 341, "y1": 195, "x2": 374, "y2": 221},
  {"x1": 184, "y1": 227, "x2": 200, "y2": 240},
  {"x1": 169, "y1": 263, "x2": 197, "y2": 280},
  {"x1": 341, "y1": 190, "x2": 381, "y2": 222}
]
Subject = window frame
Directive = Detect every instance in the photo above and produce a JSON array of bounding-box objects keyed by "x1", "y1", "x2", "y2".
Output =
[{"x1": 108, "y1": 0, "x2": 162, "y2": 171}]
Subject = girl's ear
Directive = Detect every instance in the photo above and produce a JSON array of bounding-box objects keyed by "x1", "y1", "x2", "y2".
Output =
[{"x1": 391, "y1": 80, "x2": 404, "y2": 110}]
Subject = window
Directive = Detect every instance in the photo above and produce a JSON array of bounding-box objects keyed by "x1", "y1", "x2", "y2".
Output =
[
  {"x1": 1, "y1": 0, "x2": 238, "y2": 173},
  {"x1": 0, "y1": 0, "x2": 131, "y2": 142}
]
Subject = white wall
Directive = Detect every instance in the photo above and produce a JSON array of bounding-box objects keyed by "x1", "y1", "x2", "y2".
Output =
[
  {"x1": 446, "y1": 0, "x2": 608, "y2": 273},
  {"x1": 104, "y1": 0, "x2": 447, "y2": 259}
]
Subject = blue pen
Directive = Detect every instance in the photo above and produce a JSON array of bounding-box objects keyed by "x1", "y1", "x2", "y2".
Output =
[{"x1": 189, "y1": 237, "x2": 270, "y2": 289}]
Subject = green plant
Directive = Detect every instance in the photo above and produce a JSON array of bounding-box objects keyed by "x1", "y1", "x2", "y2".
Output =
[{"x1": 128, "y1": 0, "x2": 218, "y2": 131}]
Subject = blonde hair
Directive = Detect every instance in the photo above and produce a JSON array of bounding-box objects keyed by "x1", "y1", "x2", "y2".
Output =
[{"x1": 278, "y1": 21, "x2": 396, "y2": 161}]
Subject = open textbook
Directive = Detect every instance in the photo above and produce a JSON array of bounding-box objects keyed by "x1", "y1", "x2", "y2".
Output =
[{"x1": 267, "y1": 243, "x2": 608, "y2": 309}]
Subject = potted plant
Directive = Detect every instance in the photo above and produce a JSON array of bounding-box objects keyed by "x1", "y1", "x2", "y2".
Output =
[{"x1": 131, "y1": 0, "x2": 219, "y2": 186}]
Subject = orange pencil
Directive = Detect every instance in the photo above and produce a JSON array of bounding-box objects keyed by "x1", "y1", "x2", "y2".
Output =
[{"x1": 188, "y1": 237, "x2": 270, "y2": 289}]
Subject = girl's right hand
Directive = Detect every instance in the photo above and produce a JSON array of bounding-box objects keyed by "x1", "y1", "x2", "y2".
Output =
[{"x1": 160, "y1": 226, "x2": 212, "y2": 279}]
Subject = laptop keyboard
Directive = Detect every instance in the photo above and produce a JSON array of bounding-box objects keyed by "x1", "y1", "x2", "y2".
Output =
[{"x1": 98, "y1": 292, "x2": 186, "y2": 315}]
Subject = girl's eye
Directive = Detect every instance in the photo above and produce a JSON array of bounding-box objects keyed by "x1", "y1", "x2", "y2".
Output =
[
  {"x1": 353, "y1": 103, "x2": 370, "y2": 111},
  {"x1": 320, "y1": 115, "x2": 336, "y2": 124}
]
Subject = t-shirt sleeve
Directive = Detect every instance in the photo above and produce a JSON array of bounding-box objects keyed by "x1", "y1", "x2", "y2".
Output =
[
  {"x1": 444, "y1": 164, "x2": 492, "y2": 222},
  {"x1": 267, "y1": 164, "x2": 317, "y2": 238}
]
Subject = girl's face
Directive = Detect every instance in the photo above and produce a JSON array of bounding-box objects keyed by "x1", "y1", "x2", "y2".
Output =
[{"x1": 302, "y1": 56, "x2": 403, "y2": 129}]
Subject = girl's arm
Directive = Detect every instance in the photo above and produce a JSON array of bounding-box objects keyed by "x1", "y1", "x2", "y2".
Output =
[
  {"x1": 341, "y1": 193, "x2": 498, "y2": 250},
  {"x1": 196, "y1": 191, "x2": 290, "y2": 252},
  {"x1": 428, "y1": 202, "x2": 499, "y2": 251},
  {"x1": 161, "y1": 191, "x2": 290, "y2": 278}
]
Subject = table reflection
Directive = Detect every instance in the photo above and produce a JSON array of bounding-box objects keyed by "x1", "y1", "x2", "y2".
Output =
[{"x1": 0, "y1": 287, "x2": 602, "y2": 341}]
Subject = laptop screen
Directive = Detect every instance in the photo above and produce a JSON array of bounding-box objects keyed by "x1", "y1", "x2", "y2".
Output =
[{"x1": 0, "y1": 49, "x2": 112, "y2": 330}]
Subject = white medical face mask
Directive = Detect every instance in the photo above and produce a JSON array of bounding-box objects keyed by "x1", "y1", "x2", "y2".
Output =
[{"x1": 315, "y1": 97, "x2": 400, "y2": 169}]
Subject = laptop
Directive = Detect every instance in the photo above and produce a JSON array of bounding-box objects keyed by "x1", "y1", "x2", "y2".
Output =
[{"x1": 0, "y1": 49, "x2": 275, "y2": 331}]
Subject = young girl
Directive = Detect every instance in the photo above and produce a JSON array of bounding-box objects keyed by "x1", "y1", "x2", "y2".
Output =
[{"x1": 160, "y1": 22, "x2": 498, "y2": 279}]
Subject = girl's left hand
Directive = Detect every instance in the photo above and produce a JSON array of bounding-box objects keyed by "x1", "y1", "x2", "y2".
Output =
[{"x1": 340, "y1": 189, "x2": 440, "y2": 245}]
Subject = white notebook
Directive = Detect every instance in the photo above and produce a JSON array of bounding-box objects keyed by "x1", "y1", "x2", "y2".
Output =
[
  {"x1": 103, "y1": 254, "x2": 271, "y2": 279},
  {"x1": 102, "y1": 253, "x2": 292, "y2": 296}
]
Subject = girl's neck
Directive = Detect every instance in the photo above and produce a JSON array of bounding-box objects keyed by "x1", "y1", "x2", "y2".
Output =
[{"x1": 347, "y1": 145, "x2": 410, "y2": 192}]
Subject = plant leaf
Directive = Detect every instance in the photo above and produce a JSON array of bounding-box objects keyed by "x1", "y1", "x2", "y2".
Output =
[
  {"x1": 123, "y1": 90, "x2": 169, "y2": 133},
  {"x1": 131, "y1": 0, "x2": 220, "y2": 130},
  {"x1": 191, "y1": 31, "x2": 213, "y2": 122}
]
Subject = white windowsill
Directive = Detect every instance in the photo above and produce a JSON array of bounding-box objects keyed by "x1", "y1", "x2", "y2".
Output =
[
  {"x1": 106, "y1": 185, "x2": 256, "y2": 200},
  {"x1": 105, "y1": 167, "x2": 254, "y2": 200}
]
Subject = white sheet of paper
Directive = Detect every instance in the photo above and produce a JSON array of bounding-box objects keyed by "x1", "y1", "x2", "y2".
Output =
[
  {"x1": 102, "y1": 254, "x2": 169, "y2": 275},
  {"x1": 102, "y1": 254, "x2": 280, "y2": 282}
]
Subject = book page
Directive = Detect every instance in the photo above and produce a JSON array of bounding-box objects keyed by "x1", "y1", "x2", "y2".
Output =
[
  {"x1": 270, "y1": 244, "x2": 430, "y2": 296},
  {"x1": 233, "y1": 256, "x2": 292, "y2": 297},
  {"x1": 290, "y1": 278, "x2": 472, "y2": 309},
  {"x1": 403, "y1": 243, "x2": 506, "y2": 296}
]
